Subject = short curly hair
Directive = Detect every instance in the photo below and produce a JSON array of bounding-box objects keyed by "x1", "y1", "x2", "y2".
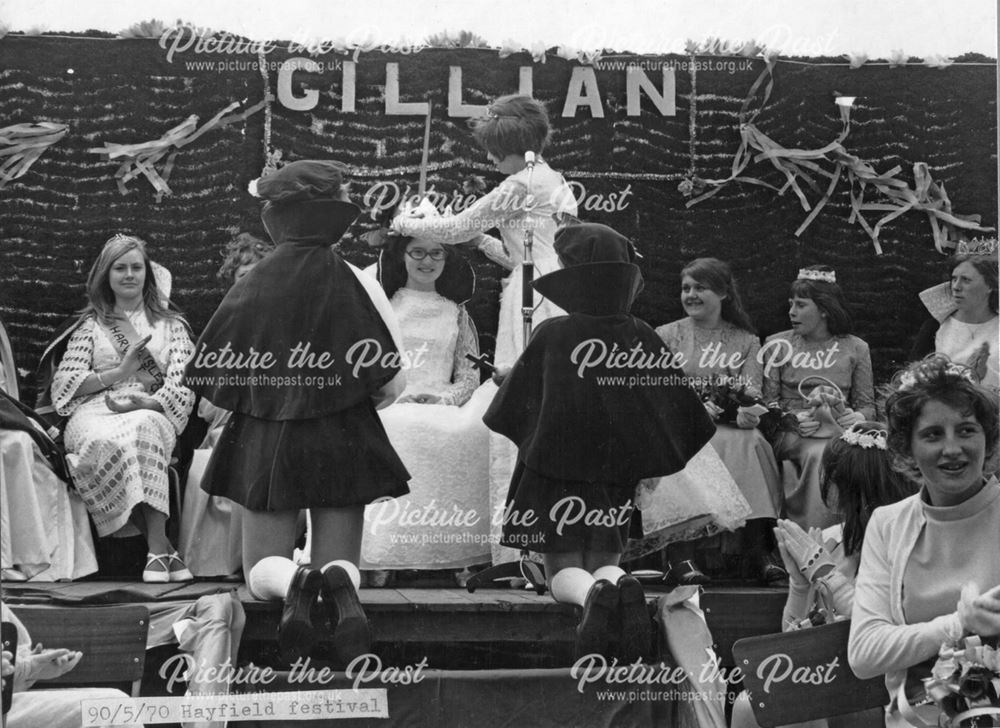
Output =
[
  {"x1": 217, "y1": 233, "x2": 274, "y2": 281},
  {"x1": 883, "y1": 354, "x2": 1000, "y2": 480}
]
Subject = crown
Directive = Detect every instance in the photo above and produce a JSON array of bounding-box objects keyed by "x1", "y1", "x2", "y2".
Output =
[
  {"x1": 898, "y1": 361, "x2": 976, "y2": 392},
  {"x1": 797, "y1": 268, "x2": 836, "y2": 283},
  {"x1": 955, "y1": 237, "x2": 999, "y2": 256},
  {"x1": 839, "y1": 426, "x2": 888, "y2": 450}
]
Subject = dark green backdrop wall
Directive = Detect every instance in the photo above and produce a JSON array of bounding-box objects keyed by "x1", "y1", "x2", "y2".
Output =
[{"x1": 1, "y1": 36, "x2": 996, "y2": 399}]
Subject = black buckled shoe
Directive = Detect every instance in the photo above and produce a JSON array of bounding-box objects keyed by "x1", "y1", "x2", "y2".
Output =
[
  {"x1": 617, "y1": 575, "x2": 653, "y2": 663},
  {"x1": 320, "y1": 563, "x2": 371, "y2": 664},
  {"x1": 575, "y1": 579, "x2": 618, "y2": 660},
  {"x1": 663, "y1": 559, "x2": 710, "y2": 587},
  {"x1": 279, "y1": 566, "x2": 322, "y2": 663}
]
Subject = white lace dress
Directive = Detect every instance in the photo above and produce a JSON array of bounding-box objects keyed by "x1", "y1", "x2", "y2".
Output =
[
  {"x1": 51, "y1": 312, "x2": 195, "y2": 537},
  {"x1": 361, "y1": 288, "x2": 494, "y2": 569},
  {"x1": 395, "y1": 163, "x2": 578, "y2": 564}
]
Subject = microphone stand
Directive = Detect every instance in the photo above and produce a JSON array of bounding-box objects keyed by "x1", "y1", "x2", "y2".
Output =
[{"x1": 466, "y1": 149, "x2": 548, "y2": 596}]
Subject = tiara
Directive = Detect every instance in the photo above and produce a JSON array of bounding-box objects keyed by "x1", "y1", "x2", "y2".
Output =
[
  {"x1": 840, "y1": 427, "x2": 888, "y2": 450},
  {"x1": 797, "y1": 268, "x2": 836, "y2": 283},
  {"x1": 898, "y1": 361, "x2": 976, "y2": 392},
  {"x1": 955, "y1": 237, "x2": 998, "y2": 256}
]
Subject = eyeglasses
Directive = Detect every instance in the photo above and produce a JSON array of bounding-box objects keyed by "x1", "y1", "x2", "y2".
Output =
[{"x1": 406, "y1": 248, "x2": 446, "y2": 261}]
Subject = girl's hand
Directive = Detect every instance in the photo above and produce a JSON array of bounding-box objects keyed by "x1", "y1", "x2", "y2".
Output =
[
  {"x1": 118, "y1": 335, "x2": 153, "y2": 377},
  {"x1": 703, "y1": 401, "x2": 724, "y2": 420},
  {"x1": 973, "y1": 583, "x2": 1000, "y2": 612},
  {"x1": 774, "y1": 526, "x2": 809, "y2": 589},
  {"x1": 836, "y1": 408, "x2": 865, "y2": 428},
  {"x1": 776, "y1": 519, "x2": 835, "y2": 582},
  {"x1": 735, "y1": 408, "x2": 760, "y2": 429},
  {"x1": 795, "y1": 412, "x2": 821, "y2": 437},
  {"x1": 396, "y1": 393, "x2": 443, "y2": 405},
  {"x1": 105, "y1": 392, "x2": 163, "y2": 413},
  {"x1": 959, "y1": 584, "x2": 1000, "y2": 636},
  {"x1": 28, "y1": 647, "x2": 83, "y2": 681}
]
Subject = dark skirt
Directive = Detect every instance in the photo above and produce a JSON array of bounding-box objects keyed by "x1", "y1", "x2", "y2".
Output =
[
  {"x1": 203, "y1": 399, "x2": 409, "y2": 511},
  {"x1": 500, "y1": 460, "x2": 637, "y2": 554}
]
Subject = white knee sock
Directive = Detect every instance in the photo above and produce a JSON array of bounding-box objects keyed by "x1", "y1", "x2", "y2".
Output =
[
  {"x1": 320, "y1": 559, "x2": 361, "y2": 591},
  {"x1": 592, "y1": 565, "x2": 627, "y2": 584},
  {"x1": 248, "y1": 556, "x2": 298, "y2": 601},
  {"x1": 550, "y1": 567, "x2": 596, "y2": 607}
]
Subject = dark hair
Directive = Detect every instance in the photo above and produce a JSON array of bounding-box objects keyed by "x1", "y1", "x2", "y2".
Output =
[
  {"x1": 948, "y1": 252, "x2": 999, "y2": 314},
  {"x1": 883, "y1": 354, "x2": 1000, "y2": 480},
  {"x1": 470, "y1": 95, "x2": 551, "y2": 161},
  {"x1": 377, "y1": 236, "x2": 475, "y2": 304},
  {"x1": 681, "y1": 258, "x2": 756, "y2": 334},
  {"x1": 80, "y1": 234, "x2": 183, "y2": 326},
  {"x1": 217, "y1": 233, "x2": 275, "y2": 281},
  {"x1": 820, "y1": 421, "x2": 916, "y2": 556},
  {"x1": 788, "y1": 265, "x2": 853, "y2": 335}
]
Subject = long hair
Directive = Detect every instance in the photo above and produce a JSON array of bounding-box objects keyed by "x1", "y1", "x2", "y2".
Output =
[
  {"x1": 820, "y1": 421, "x2": 916, "y2": 556},
  {"x1": 681, "y1": 257, "x2": 756, "y2": 334},
  {"x1": 80, "y1": 234, "x2": 182, "y2": 326},
  {"x1": 789, "y1": 265, "x2": 853, "y2": 335},
  {"x1": 377, "y1": 236, "x2": 475, "y2": 304},
  {"x1": 470, "y1": 94, "x2": 551, "y2": 160},
  {"x1": 883, "y1": 354, "x2": 1000, "y2": 482}
]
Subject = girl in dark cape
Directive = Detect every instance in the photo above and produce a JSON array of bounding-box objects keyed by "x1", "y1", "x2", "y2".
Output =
[
  {"x1": 484, "y1": 222, "x2": 716, "y2": 661},
  {"x1": 185, "y1": 160, "x2": 409, "y2": 663}
]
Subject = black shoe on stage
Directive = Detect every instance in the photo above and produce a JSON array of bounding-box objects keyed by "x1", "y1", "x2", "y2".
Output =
[
  {"x1": 279, "y1": 566, "x2": 322, "y2": 663},
  {"x1": 663, "y1": 559, "x2": 710, "y2": 587},
  {"x1": 618, "y1": 575, "x2": 653, "y2": 663},
  {"x1": 320, "y1": 563, "x2": 371, "y2": 664},
  {"x1": 575, "y1": 579, "x2": 618, "y2": 660}
]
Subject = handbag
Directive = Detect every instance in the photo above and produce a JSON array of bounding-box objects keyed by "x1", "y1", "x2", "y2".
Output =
[{"x1": 797, "y1": 375, "x2": 847, "y2": 439}]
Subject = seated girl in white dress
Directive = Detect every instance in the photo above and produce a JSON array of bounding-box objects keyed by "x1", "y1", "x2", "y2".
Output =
[
  {"x1": 361, "y1": 235, "x2": 494, "y2": 574},
  {"x1": 50, "y1": 234, "x2": 196, "y2": 582}
]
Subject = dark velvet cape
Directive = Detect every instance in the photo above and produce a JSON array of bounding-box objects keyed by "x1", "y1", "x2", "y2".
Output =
[
  {"x1": 484, "y1": 261, "x2": 716, "y2": 484},
  {"x1": 185, "y1": 200, "x2": 400, "y2": 420}
]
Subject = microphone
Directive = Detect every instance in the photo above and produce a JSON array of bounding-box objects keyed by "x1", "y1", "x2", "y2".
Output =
[{"x1": 523, "y1": 151, "x2": 536, "y2": 169}]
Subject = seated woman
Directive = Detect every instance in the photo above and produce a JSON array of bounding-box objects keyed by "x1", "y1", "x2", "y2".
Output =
[
  {"x1": 1, "y1": 318, "x2": 97, "y2": 582},
  {"x1": 655, "y1": 257, "x2": 783, "y2": 584},
  {"x1": 730, "y1": 420, "x2": 915, "y2": 728},
  {"x1": 764, "y1": 266, "x2": 873, "y2": 529},
  {"x1": 360, "y1": 234, "x2": 493, "y2": 576},
  {"x1": 910, "y1": 242, "x2": 998, "y2": 389},
  {"x1": 179, "y1": 233, "x2": 274, "y2": 578},
  {"x1": 50, "y1": 234, "x2": 196, "y2": 582},
  {"x1": 848, "y1": 355, "x2": 1000, "y2": 728},
  {"x1": 1, "y1": 602, "x2": 130, "y2": 728}
]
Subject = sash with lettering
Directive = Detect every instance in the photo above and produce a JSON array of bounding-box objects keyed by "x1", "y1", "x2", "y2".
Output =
[{"x1": 97, "y1": 315, "x2": 165, "y2": 392}]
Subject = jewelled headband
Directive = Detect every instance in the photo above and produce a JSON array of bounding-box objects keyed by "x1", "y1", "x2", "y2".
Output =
[
  {"x1": 797, "y1": 268, "x2": 836, "y2": 283},
  {"x1": 955, "y1": 237, "x2": 999, "y2": 256},
  {"x1": 839, "y1": 427, "x2": 888, "y2": 450}
]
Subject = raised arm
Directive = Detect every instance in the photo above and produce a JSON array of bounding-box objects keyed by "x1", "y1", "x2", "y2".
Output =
[{"x1": 393, "y1": 179, "x2": 526, "y2": 246}]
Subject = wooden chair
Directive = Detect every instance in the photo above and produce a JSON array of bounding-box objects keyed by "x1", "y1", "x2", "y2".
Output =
[
  {"x1": 11, "y1": 605, "x2": 149, "y2": 697},
  {"x1": 733, "y1": 619, "x2": 886, "y2": 728}
]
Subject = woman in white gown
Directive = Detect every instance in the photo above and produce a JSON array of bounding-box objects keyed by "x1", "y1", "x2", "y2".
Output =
[
  {"x1": 50, "y1": 234, "x2": 195, "y2": 582},
  {"x1": 361, "y1": 235, "x2": 493, "y2": 571},
  {"x1": 392, "y1": 94, "x2": 577, "y2": 564}
]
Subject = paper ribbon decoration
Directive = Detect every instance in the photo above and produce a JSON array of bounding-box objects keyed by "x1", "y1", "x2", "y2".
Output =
[
  {"x1": 684, "y1": 62, "x2": 994, "y2": 255},
  {"x1": 0, "y1": 122, "x2": 68, "y2": 189},
  {"x1": 88, "y1": 98, "x2": 268, "y2": 201}
]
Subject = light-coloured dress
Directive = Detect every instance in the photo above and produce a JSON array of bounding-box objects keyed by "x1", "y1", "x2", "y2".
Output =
[
  {"x1": 656, "y1": 319, "x2": 782, "y2": 520},
  {"x1": 935, "y1": 314, "x2": 999, "y2": 389},
  {"x1": 361, "y1": 287, "x2": 493, "y2": 569},
  {"x1": 52, "y1": 312, "x2": 195, "y2": 537},
  {"x1": 395, "y1": 162, "x2": 578, "y2": 564},
  {"x1": 762, "y1": 331, "x2": 875, "y2": 529},
  {"x1": 178, "y1": 398, "x2": 243, "y2": 576}
]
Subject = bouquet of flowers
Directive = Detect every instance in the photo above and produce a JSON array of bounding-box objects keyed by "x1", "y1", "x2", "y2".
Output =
[
  {"x1": 692, "y1": 377, "x2": 797, "y2": 441},
  {"x1": 909, "y1": 636, "x2": 1000, "y2": 728}
]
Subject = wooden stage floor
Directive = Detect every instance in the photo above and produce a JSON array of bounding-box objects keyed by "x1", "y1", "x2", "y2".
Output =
[{"x1": 3, "y1": 581, "x2": 787, "y2": 667}]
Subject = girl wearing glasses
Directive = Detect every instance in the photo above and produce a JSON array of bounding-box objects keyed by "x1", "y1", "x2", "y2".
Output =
[
  {"x1": 361, "y1": 235, "x2": 493, "y2": 579},
  {"x1": 392, "y1": 94, "x2": 577, "y2": 566}
]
